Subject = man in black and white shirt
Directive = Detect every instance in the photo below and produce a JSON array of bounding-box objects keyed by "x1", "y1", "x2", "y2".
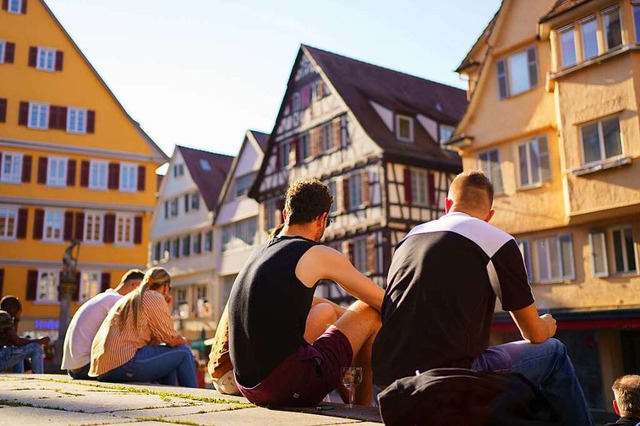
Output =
[{"x1": 372, "y1": 170, "x2": 593, "y2": 426}]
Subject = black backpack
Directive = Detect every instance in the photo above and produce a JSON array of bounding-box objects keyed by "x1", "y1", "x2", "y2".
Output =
[{"x1": 377, "y1": 368, "x2": 562, "y2": 426}]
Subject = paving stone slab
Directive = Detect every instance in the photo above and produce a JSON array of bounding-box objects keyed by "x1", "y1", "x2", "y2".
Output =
[
  {"x1": 114, "y1": 402, "x2": 247, "y2": 419},
  {"x1": 0, "y1": 406, "x2": 125, "y2": 426}
]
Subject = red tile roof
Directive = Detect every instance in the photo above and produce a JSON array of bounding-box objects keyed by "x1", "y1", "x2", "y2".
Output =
[{"x1": 177, "y1": 146, "x2": 234, "y2": 212}]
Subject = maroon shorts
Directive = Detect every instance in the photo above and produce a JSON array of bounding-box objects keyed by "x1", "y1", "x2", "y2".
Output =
[{"x1": 236, "y1": 327, "x2": 353, "y2": 407}]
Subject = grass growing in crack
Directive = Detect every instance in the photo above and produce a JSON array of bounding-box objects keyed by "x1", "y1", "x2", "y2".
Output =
[
  {"x1": 135, "y1": 417, "x2": 203, "y2": 425},
  {"x1": 0, "y1": 399, "x2": 83, "y2": 412}
]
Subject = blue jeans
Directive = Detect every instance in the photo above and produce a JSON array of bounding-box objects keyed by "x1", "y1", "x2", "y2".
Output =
[
  {"x1": 0, "y1": 343, "x2": 44, "y2": 373},
  {"x1": 472, "y1": 338, "x2": 594, "y2": 426},
  {"x1": 98, "y1": 345, "x2": 198, "y2": 388},
  {"x1": 68, "y1": 364, "x2": 91, "y2": 380}
]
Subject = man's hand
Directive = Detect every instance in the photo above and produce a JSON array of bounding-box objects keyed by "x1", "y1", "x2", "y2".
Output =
[
  {"x1": 540, "y1": 313, "x2": 557, "y2": 338},
  {"x1": 164, "y1": 294, "x2": 173, "y2": 306}
]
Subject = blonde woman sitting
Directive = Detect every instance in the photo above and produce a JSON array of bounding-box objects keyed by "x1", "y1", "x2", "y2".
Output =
[{"x1": 89, "y1": 267, "x2": 197, "y2": 387}]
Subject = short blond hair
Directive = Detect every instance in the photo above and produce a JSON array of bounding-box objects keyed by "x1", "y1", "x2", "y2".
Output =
[
  {"x1": 448, "y1": 170, "x2": 494, "y2": 213},
  {"x1": 613, "y1": 375, "x2": 640, "y2": 415}
]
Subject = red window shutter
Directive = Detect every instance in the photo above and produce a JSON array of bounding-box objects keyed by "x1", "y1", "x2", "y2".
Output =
[
  {"x1": 21, "y1": 0, "x2": 27, "y2": 13},
  {"x1": 74, "y1": 212, "x2": 84, "y2": 240},
  {"x1": 28, "y1": 46, "x2": 37, "y2": 67},
  {"x1": 1, "y1": 0, "x2": 7, "y2": 11},
  {"x1": 26, "y1": 270, "x2": 38, "y2": 301},
  {"x1": 37, "y1": 157, "x2": 47, "y2": 184},
  {"x1": 403, "y1": 167, "x2": 412, "y2": 204},
  {"x1": 332, "y1": 118, "x2": 341, "y2": 149},
  {"x1": 0, "y1": 98, "x2": 6, "y2": 122},
  {"x1": 67, "y1": 159, "x2": 76, "y2": 186},
  {"x1": 48, "y1": 106, "x2": 58, "y2": 129},
  {"x1": 72, "y1": 271, "x2": 80, "y2": 301},
  {"x1": 366, "y1": 234, "x2": 376, "y2": 274},
  {"x1": 5, "y1": 42, "x2": 15, "y2": 63},
  {"x1": 342, "y1": 177, "x2": 350, "y2": 212},
  {"x1": 33, "y1": 209, "x2": 44, "y2": 239},
  {"x1": 361, "y1": 170, "x2": 370, "y2": 205},
  {"x1": 108, "y1": 163, "x2": 119, "y2": 190},
  {"x1": 101, "y1": 272, "x2": 111, "y2": 292},
  {"x1": 311, "y1": 127, "x2": 321, "y2": 157},
  {"x1": 18, "y1": 101, "x2": 29, "y2": 126},
  {"x1": 80, "y1": 160, "x2": 89, "y2": 186},
  {"x1": 87, "y1": 110, "x2": 96, "y2": 133},
  {"x1": 59, "y1": 106, "x2": 68, "y2": 130},
  {"x1": 103, "y1": 213, "x2": 115, "y2": 243},
  {"x1": 63, "y1": 211, "x2": 73, "y2": 241},
  {"x1": 427, "y1": 172, "x2": 436, "y2": 206},
  {"x1": 21, "y1": 155, "x2": 32, "y2": 182},
  {"x1": 137, "y1": 165, "x2": 145, "y2": 191},
  {"x1": 55, "y1": 51, "x2": 63, "y2": 71},
  {"x1": 134, "y1": 216, "x2": 142, "y2": 244},
  {"x1": 17, "y1": 208, "x2": 28, "y2": 239}
]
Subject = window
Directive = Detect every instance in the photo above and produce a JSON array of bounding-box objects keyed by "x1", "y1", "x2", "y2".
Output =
[
  {"x1": 47, "y1": 157, "x2": 67, "y2": 187},
  {"x1": 590, "y1": 230, "x2": 608, "y2": 277},
  {"x1": 0, "y1": 207, "x2": 17, "y2": 239},
  {"x1": 634, "y1": 2, "x2": 640, "y2": 42},
  {"x1": 204, "y1": 230, "x2": 213, "y2": 252},
  {"x1": 266, "y1": 199, "x2": 277, "y2": 230},
  {"x1": 162, "y1": 240, "x2": 171, "y2": 260},
  {"x1": 170, "y1": 198, "x2": 178, "y2": 217},
  {"x1": 79, "y1": 271, "x2": 100, "y2": 303},
  {"x1": 235, "y1": 173, "x2": 254, "y2": 198},
  {"x1": 321, "y1": 123, "x2": 333, "y2": 151},
  {"x1": 580, "y1": 17, "x2": 598, "y2": 60},
  {"x1": 67, "y1": 107, "x2": 87, "y2": 133},
  {"x1": 477, "y1": 149, "x2": 503, "y2": 194},
  {"x1": 580, "y1": 116, "x2": 622, "y2": 164},
  {"x1": 119, "y1": 163, "x2": 137, "y2": 192},
  {"x1": 353, "y1": 238, "x2": 367, "y2": 273},
  {"x1": 84, "y1": 212, "x2": 103, "y2": 244},
  {"x1": 222, "y1": 218, "x2": 258, "y2": 251},
  {"x1": 603, "y1": 6, "x2": 622, "y2": 51},
  {"x1": 590, "y1": 226, "x2": 637, "y2": 276},
  {"x1": 340, "y1": 115, "x2": 350, "y2": 148},
  {"x1": 173, "y1": 163, "x2": 184, "y2": 177},
  {"x1": 518, "y1": 136, "x2": 551, "y2": 187},
  {"x1": 37, "y1": 270, "x2": 59, "y2": 302},
  {"x1": 36, "y1": 47, "x2": 56, "y2": 71},
  {"x1": 89, "y1": 160, "x2": 108, "y2": 190},
  {"x1": 199, "y1": 158, "x2": 211, "y2": 171},
  {"x1": 327, "y1": 180, "x2": 337, "y2": 214},
  {"x1": 299, "y1": 133, "x2": 311, "y2": 160},
  {"x1": 172, "y1": 238, "x2": 180, "y2": 258},
  {"x1": 28, "y1": 102, "x2": 48, "y2": 129},
  {"x1": 396, "y1": 115, "x2": 414, "y2": 142},
  {"x1": 1, "y1": 152, "x2": 22, "y2": 183},
  {"x1": 612, "y1": 226, "x2": 637, "y2": 274},
  {"x1": 410, "y1": 169, "x2": 429, "y2": 206},
  {"x1": 182, "y1": 235, "x2": 191, "y2": 256},
  {"x1": 0, "y1": 41, "x2": 4, "y2": 64},
  {"x1": 559, "y1": 25, "x2": 577, "y2": 67},
  {"x1": 517, "y1": 240, "x2": 533, "y2": 284},
  {"x1": 349, "y1": 173, "x2": 362, "y2": 208},
  {"x1": 193, "y1": 232, "x2": 202, "y2": 254},
  {"x1": 535, "y1": 234, "x2": 575, "y2": 282},
  {"x1": 115, "y1": 214, "x2": 134, "y2": 245},
  {"x1": 191, "y1": 192, "x2": 200, "y2": 210},
  {"x1": 42, "y1": 210, "x2": 63, "y2": 242},
  {"x1": 497, "y1": 47, "x2": 538, "y2": 99},
  {"x1": 184, "y1": 193, "x2": 190, "y2": 213},
  {"x1": 439, "y1": 125, "x2": 454, "y2": 143},
  {"x1": 292, "y1": 92, "x2": 301, "y2": 111},
  {"x1": 279, "y1": 141, "x2": 290, "y2": 168},
  {"x1": 8, "y1": 0, "x2": 22, "y2": 14}
]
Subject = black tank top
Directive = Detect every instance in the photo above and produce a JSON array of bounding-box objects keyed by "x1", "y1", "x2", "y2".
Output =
[{"x1": 228, "y1": 235, "x2": 317, "y2": 387}]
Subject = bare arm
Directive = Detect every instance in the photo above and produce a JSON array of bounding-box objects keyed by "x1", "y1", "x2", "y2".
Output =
[
  {"x1": 296, "y1": 245, "x2": 384, "y2": 312},
  {"x1": 510, "y1": 303, "x2": 556, "y2": 344}
]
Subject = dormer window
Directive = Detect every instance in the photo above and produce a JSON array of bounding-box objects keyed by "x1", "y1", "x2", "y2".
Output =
[
  {"x1": 173, "y1": 163, "x2": 184, "y2": 178},
  {"x1": 7, "y1": 0, "x2": 24, "y2": 14},
  {"x1": 439, "y1": 125, "x2": 454, "y2": 144},
  {"x1": 396, "y1": 115, "x2": 414, "y2": 142}
]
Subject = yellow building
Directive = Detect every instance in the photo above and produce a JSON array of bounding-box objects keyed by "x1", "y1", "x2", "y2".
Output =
[
  {"x1": 450, "y1": 0, "x2": 640, "y2": 416},
  {"x1": 0, "y1": 0, "x2": 167, "y2": 339}
]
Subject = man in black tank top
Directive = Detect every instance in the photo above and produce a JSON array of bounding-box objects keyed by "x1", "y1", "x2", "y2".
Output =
[{"x1": 228, "y1": 178, "x2": 383, "y2": 407}]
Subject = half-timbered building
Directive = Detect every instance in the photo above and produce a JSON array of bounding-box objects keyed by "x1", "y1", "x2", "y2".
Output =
[{"x1": 250, "y1": 45, "x2": 467, "y2": 302}]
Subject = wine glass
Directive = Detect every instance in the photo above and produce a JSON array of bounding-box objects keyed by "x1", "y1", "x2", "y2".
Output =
[{"x1": 341, "y1": 366, "x2": 363, "y2": 408}]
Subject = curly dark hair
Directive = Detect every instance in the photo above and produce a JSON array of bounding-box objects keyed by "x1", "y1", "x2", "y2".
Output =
[{"x1": 285, "y1": 178, "x2": 334, "y2": 225}]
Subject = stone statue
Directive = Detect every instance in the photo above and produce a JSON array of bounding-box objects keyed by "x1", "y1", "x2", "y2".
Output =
[{"x1": 61, "y1": 238, "x2": 80, "y2": 283}]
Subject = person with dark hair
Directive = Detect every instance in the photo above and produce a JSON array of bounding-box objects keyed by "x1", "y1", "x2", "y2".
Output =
[
  {"x1": 228, "y1": 177, "x2": 383, "y2": 407},
  {"x1": 89, "y1": 267, "x2": 197, "y2": 387},
  {"x1": 0, "y1": 296, "x2": 49, "y2": 373},
  {"x1": 372, "y1": 170, "x2": 593, "y2": 425},
  {"x1": 605, "y1": 375, "x2": 640, "y2": 426},
  {"x1": 61, "y1": 269, "x2": 144, "y2": 379}
]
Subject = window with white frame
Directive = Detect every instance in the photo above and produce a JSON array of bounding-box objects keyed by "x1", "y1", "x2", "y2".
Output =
[
  {"x1": 28, "y1": 102, "x2": 49, "y2": 129},
  {"x1": 37, "y1": 270, "x2": 59, "y2": 302},
  {"x1": 321, "y1": 122, "x2": 333, "y2": 151},
  {"x1": 204, "y1": 230, "x2": 213, "y2": 252},
  {"x1": 235, "y1": 173, "x2": 254, "y2": 198},
  {"x1": 119, "y1": 163, "x2": 137, "y2": 192},
  {"x1": 193, "y1": 232, "x2": 202, "y2": 254},
  {"x1": 67, "y1": 107, "x2": 87, "y2": 133},
  {"x1": 477, "y1": 149, "x2": 503, "y2": 194},
  {"x1": 349, "y1": 173, "x2": 362, "y2": 208},
  {"x1": 518, "y1": 135, "x2": 551, "y2": 188},
  {"x1": 0, "y1": 207, "x2": 18, "y2": 240},
  {"x1": 162, "y1": 240, "x2": 171, "y2": 260},
  {"x1": 497, "y1": 47, "x2": 538, "y2": 99},
  {"x1": 353, "y1": 238, "x2": 367, "y2": 273},
  {"x1": 590, "y1": 226, "x2": 637, "y2": 276},
  {"x1": 47, "y1": 157, "x2": 67, "y2": 187},
  {"x1": 223, "y1": 218, "x2": 257, "y2": 251},
  {"x1": 191, "y1": 192, "x2": 200, "y2": 210},
  {"x1": 7, "y1": 0, "x2": 22, "y2": 14},
  {"x1": 517, "y1": 240, "x2": 533, "y2": 284},
  {"x1": 589, "y1": 230, "x2": 609, "y2": 277},
  {"x1": 633, "y1": 1, "x2": 640, "y2": 42},
  {"x1": 279, "y1": 141, "x2": 290, "y2": 168},
  {"x1": 299, "y1": 132, "x2": 311, "y2": 160},
  {"x1": 439, "y1": 125, "x2": 454, "y2": 143},
  {"x1": 89, "y1": 160, "x2": 108, "y2": 190},
  {"x1": 0, "y1": 41, "x2": 5, "y2": 64},
  {"x1": 43, "y1": 210, "x2": 63, "y2": 242},
  {"x1": 396, "y1": 115, "x2": 414, "y2": 142},
  {"x1": 1, "y1": 152, "x2": 22, "y2": 183},
  {"x1": 559, "y1": 25, "x2": 577, "y2": 67},
  {"x1": 410, "y1": 169, "x2": 429, "y2": 206},
  {"x1": 84, "y1": 212, "x2": 103, "y2": 244},
  {"x1": 182, "y1": 235, "x2": 191, "y2": 256},
  {"x1": 79, "y1": 271, "x2": 101, "y2": 303},
  {"x1": 580, "y1": 116, "x2": 622, "y2": 165},
  {"x1": 580, "y1": 17, "x2": 599, "y2": 60},
  {"x1": 36, "y1": 47, "x2": 56, "y2": 72},
  {"x1": 115, "y1": 214, "x2": 134, "y2": 245},
  {"x1": 170, "y1": 198, "x2": 178, "y2": 217},
  {"x1": 172, "y1": 238, "x2": 180, "y2": 258},
  {"x1": 534, "y1": 234, "x2": 575, "y2": 282},
  {"x1": 603, "y1": 6, "x2": 622, "y2": 51}
]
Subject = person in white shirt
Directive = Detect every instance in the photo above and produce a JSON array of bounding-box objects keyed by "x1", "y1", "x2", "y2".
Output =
[{"x1": 61, "y1": 269, "x2": 144, "y2": 379}]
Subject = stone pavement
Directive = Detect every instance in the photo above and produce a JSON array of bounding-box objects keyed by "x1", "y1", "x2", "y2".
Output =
[{"x1": 0, "y1": 374, "x2": 382, "y2": 426}]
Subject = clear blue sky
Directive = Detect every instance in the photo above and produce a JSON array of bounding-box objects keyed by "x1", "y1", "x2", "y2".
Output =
[{"x1": 45, "y1": 0, "x2": 501, "y2": 159}]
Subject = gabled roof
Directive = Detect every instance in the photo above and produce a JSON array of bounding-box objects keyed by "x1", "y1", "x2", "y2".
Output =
[
  {"x1": 177, "y1": 146, "x2": 233, "y2": 212},
  {"x1": 39, "y1": 0, "x2": 167, "y2": 162},
  {"x1": 456, "y1": 10, "x2": 499, "y2": 73},
  {"x1": 539, "y1": 0, "x2": 591, "y2": 23},
  {"x1": 250, "y1": 130, "x2": 269, "y2": 151}
]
